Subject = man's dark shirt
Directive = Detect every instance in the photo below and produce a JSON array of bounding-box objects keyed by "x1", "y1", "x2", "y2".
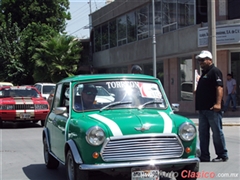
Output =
[{"x1": 196, "y1": 64, "x2": 223, "y2": 110}]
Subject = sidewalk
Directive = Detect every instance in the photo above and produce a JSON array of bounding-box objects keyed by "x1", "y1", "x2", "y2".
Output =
[{"x1": 176, "y1": 112, "x2": 240, "y2": 126}]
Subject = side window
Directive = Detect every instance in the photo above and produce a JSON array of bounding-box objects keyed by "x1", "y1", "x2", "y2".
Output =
[{"x1": 52, "y1": 84, "x2": 63, "y2": 108}]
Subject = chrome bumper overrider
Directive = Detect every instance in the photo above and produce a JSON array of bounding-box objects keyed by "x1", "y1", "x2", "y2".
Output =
[{"x1": 79, "y1": 157, "x2": 199, "y2": 170}]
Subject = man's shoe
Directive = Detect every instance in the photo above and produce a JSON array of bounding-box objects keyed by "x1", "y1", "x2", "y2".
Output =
[
  {"x1": 212, "y1": 156, "x2": 229, "y2": 162},
  {"x1": 199, "y1": 157, "x2": 210, "y2": 162}
]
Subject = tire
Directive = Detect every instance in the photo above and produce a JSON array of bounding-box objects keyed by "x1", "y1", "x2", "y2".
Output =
[
  {"x1": 66, "y1": 150, "x2": 88, "y2": 180},
  {"x1": 0, "y1": 120, "x2": 3, "y2": 128},
  {"x1": 176, "y1": 162, "x2": 199, "y2": 180},
  {"x1": 43, "y1": 137, "x2": 59, "y2": 169}
]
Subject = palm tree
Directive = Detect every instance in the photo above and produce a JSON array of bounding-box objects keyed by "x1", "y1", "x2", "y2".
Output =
[{"x1": 33, "y1": 34, "x2": 82, "y2": 83}]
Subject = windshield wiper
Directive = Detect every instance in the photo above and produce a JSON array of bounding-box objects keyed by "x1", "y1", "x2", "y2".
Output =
[
  {"x1": 138, "y1": 99, "x2": 163, "y2": 110},
  {"x1": 100, "y1": 101, "x2": 132, "y2": 112}
]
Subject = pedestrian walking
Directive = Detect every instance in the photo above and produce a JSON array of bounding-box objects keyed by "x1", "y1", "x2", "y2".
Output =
[
  {"x1": 195, "y1": 50, "x2": 228, "y2": 162},
  {"x1": 223, "y1": 73, "x2": 237, "y2": 112}
]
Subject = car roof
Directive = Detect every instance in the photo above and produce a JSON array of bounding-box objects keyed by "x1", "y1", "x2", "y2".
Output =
[
  {"x1": 34, "y1": 83, "x2": 56, "y2": 86},
  {"x1": 58, "y1": 74, "x2": 158, "y2": 84},
  {"x1": 0, "y1": 82, "x2": 13, "y2": 86},
  {"x1": 0, "y1": 85, "x2": 37, "y2": 89}
]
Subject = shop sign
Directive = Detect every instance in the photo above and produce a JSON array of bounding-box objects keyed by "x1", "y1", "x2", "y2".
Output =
[{"x1": 198, "y1": 24, "x2": 240, "y2": 47}]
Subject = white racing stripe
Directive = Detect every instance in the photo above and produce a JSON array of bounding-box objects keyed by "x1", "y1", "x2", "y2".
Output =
[
  {"x1": 89, "y1": 114, "x2": 123, "y2": 136},
  {"x1": 158, "y1": 112, "x2": 172, "y2": 133}
]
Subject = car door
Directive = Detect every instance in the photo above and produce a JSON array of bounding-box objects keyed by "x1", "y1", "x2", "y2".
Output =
[{"x1": 52, "y1": 83, "x2": 70, "y2": 162}]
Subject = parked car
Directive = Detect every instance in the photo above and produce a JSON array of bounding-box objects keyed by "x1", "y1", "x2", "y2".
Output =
[
  {"x1": 34, "y1": 83, "x2": 56, "y2": 100},
  {"x1": 0, "y1": 82, "x2": 13, "y2": 87},
  {"x1": 42, "y1": 74, "x2": 199, "y2": 180},
  {"x1": 0, "y1": 86, "x2": 49, "y2": 127},
  {"x1": 47, "y1": 87, "x2": 55, "y2": 107},
  {"x1": 181, "y1": 82, "x2": 194, "y2": 101}
]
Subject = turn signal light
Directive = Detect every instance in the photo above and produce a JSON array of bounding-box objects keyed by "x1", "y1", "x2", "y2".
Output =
[
  {"x1": 185, "y1": 147, "x2": 191, "y2": 154},
  {"x1": 92, "y1": 152, "x2": 99, "y2": 159}
]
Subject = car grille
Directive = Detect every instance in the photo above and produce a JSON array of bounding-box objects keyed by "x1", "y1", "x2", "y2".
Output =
[
  {"x1": 15, "y1": 104, "x2": 35, "y2": 110},
  {"x1": 101, "y1": 134, "x2": 184, "y2": 162}
]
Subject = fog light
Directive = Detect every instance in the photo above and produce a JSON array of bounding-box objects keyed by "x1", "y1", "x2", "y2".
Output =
[
  {"x1": 92, "y1": 152, "x2": 99, "y2": 159},
  {"x1": 185, "y1": 147, "x2": 191, "y2": 154}
]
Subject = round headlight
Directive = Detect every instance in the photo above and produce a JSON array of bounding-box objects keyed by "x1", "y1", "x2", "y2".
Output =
[
  {"x1": 86, "y1": 126, "x2": 105, "y2": 146},
  {"x1": 178, "y1": 123, "x2": 196, "y2": 141}
]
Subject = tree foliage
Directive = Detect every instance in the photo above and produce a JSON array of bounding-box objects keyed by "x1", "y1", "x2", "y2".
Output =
[
  {"x1": 33, "y1": 35, "x2": 82, "y2": 83},
  {"x1": 0, "y1": 16, "x2": 25, "y2": 84},
  {"x1": 0, "y1": 0, "x2": 70, "y2": 32},
  {"x1": 0, "y1": 0, "x2": 80, "y2": 85}
]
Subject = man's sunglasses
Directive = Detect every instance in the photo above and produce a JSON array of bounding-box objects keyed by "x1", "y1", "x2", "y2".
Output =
[
  {"x1": 198, "y1": 58, "x2": 206, "y2": 62},
  {"x1": 84, "y1": 91, "x2": 97, "y2": 95}
]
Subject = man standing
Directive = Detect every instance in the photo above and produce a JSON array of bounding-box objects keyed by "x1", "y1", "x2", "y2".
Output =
[
  {"x1": 195, "y1": 50, "x2": 228, "y2": 162},
  {"x1": 223, "y1": 73, "x2": 237, "y2": 112}
]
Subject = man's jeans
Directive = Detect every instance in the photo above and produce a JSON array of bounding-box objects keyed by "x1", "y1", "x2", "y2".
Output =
[
  {"x1": 198, "y1": 110, "x2": 228, "y2": 160},
  {"x1": 224, "y1": 93, "x2": 237, "y2": 111}
]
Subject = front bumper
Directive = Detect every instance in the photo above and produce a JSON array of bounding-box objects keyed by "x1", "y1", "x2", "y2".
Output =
[{"x1": 79, "y1": 157, "x2": 199, "y2": 170}]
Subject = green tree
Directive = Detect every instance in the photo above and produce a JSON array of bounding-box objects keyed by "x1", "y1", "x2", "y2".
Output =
[
  {"x1": 0, "y1": 0, "x2": 71, "y2": 84},
  {"x1": 0, "y1": 0, "x2": 70, "y2": 32},
  {"x1": 33, "y1": 35, "x2": 82, "y2": 83},
  {"x1": 0, "y1": 17, "x2": 25, "y2": 84}
]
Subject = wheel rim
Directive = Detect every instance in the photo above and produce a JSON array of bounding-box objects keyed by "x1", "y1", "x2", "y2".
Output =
[{"x1": 67, "y1": 153, "x2": 75, "y2": 180}]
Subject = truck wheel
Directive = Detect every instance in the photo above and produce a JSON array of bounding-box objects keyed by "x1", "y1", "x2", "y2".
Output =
[
  {"x1": 43, "y1": 137, "x2": 59, "y2": 169},
  {"x1": 176, "y1": 162, "x2": 199, "y2": 180},
  {"x1": 66, "y1": 150, "x2": 88, "y2": 180}
]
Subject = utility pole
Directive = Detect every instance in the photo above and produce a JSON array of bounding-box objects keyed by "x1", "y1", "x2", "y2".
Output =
[
  {"x1": 152, "y1": 0, "x2": 157, "y2": 77},
  {"x1": 208, "y1": 0, "x2": 217, "y2": 66}
]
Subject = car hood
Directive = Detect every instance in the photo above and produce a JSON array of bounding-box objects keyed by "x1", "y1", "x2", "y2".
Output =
[
  {"x1": 86, "y1": 109, "x2": 178, "y2": 137},
  {"x1": 0, "y1": 97, "x2": 48, "y2": 104}
]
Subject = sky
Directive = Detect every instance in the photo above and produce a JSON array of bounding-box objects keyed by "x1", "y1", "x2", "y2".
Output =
[{"x1": 65, "y1": 0, "x2": 107, "y2": 38}]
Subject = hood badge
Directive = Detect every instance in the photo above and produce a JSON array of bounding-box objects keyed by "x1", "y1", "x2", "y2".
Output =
[{"x1": 135, "y1": 124, "x2": 151, "y2": 132}]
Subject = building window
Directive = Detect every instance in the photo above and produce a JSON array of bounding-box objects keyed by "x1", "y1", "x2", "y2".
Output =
[
  {"x1": 110, "y1": 19, "x2": 117, "y2": 48},
  {"x1": 179, "y1": 57, "x2": 193, "y2": 101},
  {"x1": 127, "y1": 11, "x2": 137, "y2": 43},
  {"x1": 101, "y1": 23, "x2": 109, "y2": 50},
  {"x1": 94, "y1": 26, "x2": 101, "y2": 52},
  {"x1": 137, "y1": 5, "x2": 149, "y2": 40},
  {"x1": 117, "y1": 15, "x2": 127, "y2": 46},
  {"x1": 162, "y1": 0, "x2": 177, "y2": 33},
  {"x1": 149, "y1": 0, "x2": 162, "y2": 35},
  {"x1": 177, "y1": 0, "x2": 195, "y2": 28}
]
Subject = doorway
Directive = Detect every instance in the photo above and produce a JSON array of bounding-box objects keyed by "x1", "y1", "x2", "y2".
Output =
[{"x1": 231, "y1": 52, "x2": 240, "y2": 106}]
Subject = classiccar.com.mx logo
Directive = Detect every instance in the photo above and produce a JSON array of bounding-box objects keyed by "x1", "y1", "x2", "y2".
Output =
[{"x1": 159, "y1": 170, "x2": 239, "y2": 179}]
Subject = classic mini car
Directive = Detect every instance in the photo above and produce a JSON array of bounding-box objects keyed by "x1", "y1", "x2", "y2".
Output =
[
  {"x1": 42, "y1": 74, "x2": 200, "y2": 180},
  {"x1": 0, "y1": 86, "x2": 49, "y2": 127}
]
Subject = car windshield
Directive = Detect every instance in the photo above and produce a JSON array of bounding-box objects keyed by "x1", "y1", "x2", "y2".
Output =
[
  {"x1": 0, "y1": 87, "x2": 40, "y2": 98},
  {"x1": 73, "y1": 80, "x2": 166, "y2": 111},
  {"x1": 43, "y1": 85, "x2": 55, "y2": 94}
]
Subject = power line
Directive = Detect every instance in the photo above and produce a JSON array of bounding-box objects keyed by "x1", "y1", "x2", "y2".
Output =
[{"x1": 69, "y1": 0, "x2": 127, "y2": 36}]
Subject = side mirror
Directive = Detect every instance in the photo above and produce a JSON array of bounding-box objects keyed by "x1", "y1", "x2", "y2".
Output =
[
  {"x1": 54, "y1": 107, "x2": 67, "y2": 115},
  {"x1": 171, "y1": 103, "x2": 179, "y2": 112}
]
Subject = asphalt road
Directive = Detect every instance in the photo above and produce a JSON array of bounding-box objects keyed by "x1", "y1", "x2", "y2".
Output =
[{"x1": 0, "y1": 122, "x2": 240, "y2": 180}]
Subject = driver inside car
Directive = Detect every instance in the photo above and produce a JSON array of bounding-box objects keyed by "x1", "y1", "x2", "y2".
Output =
[{"x1": 75, "y1": 84, "x2": 98, "y2": 111}]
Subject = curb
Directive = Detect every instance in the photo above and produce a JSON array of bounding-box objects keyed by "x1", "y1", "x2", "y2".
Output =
[{"x1": 192, "y1": 123, "x2": 240, "y2": 126}]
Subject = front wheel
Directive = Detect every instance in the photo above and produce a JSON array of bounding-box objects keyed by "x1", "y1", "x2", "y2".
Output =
[
  {"x1": 66, "y1": 150, "x2": 88, "y2": 180},
  {"x1": 176, "y1": 162, "x2": 199, "y2": 180},
  {"x1": 43, "y1": 137, "x2": 59, "y2": 169}
]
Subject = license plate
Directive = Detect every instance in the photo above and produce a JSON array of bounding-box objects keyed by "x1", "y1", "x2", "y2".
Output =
[
  {"x1": 131, "y1": 166, "x2": 159, "y2": 180},
  {"x1": 20, "y1": 113, "x2": 31, "y2": 119}
]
